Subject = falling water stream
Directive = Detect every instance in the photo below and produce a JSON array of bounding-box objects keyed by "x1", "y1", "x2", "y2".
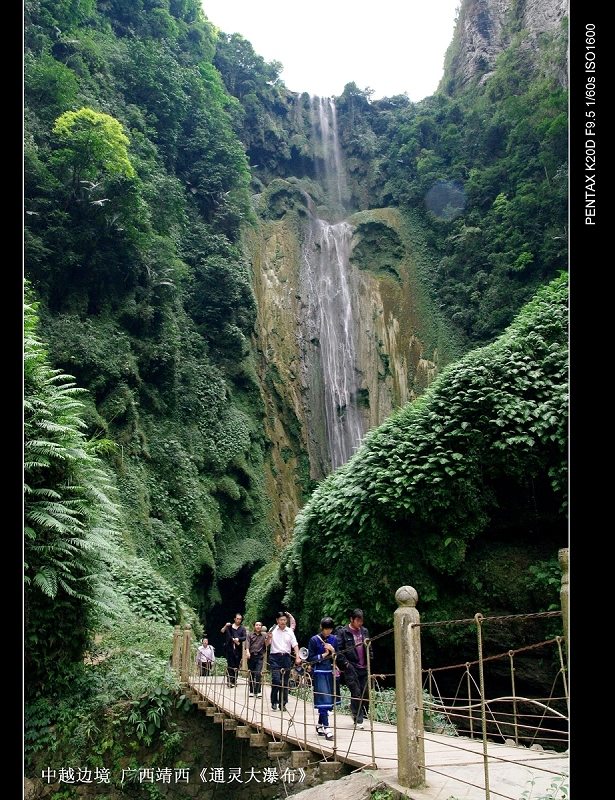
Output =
[{"x1": 303, "y1": 97, "x2": 364, "y2": 471}]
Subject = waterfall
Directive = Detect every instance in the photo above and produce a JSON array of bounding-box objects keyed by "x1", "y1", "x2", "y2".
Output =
[
  {"x1": 302, "y1": 97, "x2": 364, "y2": 472},
  {"x1": 309, "y1": 96, "x2": 348, "y2": 214}
]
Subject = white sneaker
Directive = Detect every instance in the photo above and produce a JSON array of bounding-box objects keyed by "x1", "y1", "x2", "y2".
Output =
[
  {"x1": 248, "y1": 692, "x2": 254, "y2": 697},
  {"x1": 256, "y1": 693, "x2": 262, "y2": 698},
  {"x1": 355, "y1": 721, "x2": 365, "y2": 730},
  {"x1": 316, "y1": 724, "x2": 325, "y2": 736},
  {"x1": 324, "y1": 727, "x2": 334, "y2": 740}
]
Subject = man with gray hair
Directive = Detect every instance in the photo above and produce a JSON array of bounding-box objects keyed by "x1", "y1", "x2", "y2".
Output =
[{"x1": 268, "y1": 611, "x2": 302, "y2": 711}]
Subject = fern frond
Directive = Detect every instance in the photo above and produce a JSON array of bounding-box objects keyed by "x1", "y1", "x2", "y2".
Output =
[{"x1": 33, "y1": 568, "x2": 58, "y2": 598}]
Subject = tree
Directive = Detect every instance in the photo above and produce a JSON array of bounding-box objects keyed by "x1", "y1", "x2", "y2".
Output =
[{"x1": 52, "y1": 107, "x2": 135, "y2": 194}]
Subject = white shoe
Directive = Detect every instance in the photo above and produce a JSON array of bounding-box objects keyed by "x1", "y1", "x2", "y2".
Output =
[
  {"x1": 355, "y1": 721, "x2": 365, "y2": 730},
  {"x1": 316, "y1": 724, "x2": 325, "y2": 736},
  {"x1": 248, "y1": 692, "x2": 254, "y2": 697},
  {"x1": 256, "y1": 693, "x2": 262, "y2": 698},
  {"x1": 324, "y1": 727, "x2": 334, "y2": 740}
]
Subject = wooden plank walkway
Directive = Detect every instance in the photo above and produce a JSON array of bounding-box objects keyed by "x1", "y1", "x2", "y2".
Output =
[{"x1": 189, "y1": 676, "x2": 568, "y2": 799}]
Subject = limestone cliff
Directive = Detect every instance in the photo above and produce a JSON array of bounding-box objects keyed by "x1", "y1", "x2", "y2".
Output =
[
  {"x1": 246, "y1": 213, "x2": 309, "y2": 549},
  {"x1": 441, "y1": 0, "x2": 568, "y2": 93},
  {"x1": 247, "y1": 190, "x2": 457, "y2": 546}
]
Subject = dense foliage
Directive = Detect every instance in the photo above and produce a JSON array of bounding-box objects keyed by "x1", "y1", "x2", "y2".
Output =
[
  {"x1": 25, "y1": 294, "x2": 121, "y2": 694},
  {"x1": 282, "y1": 275, "x2": 568, "y2": 651},
  {"x1": 25, "y1": 0, "x2": 273, "y2": 642},
  {"x1": 25, "y1": 301, "x2": 203, "y2": 780},
  {"x1": 24, "y1": 0, "x2": 568, "y2": 780},
  {"x1": 332, "y1": 22, "x2": 567, "y2": 344}
]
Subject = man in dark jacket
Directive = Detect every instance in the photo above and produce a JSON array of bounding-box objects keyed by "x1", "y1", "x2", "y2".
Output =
[
  {"x1": 245, "y1": 621, "x2": 267, "y2": 697},
  {"x1": 335, "y1": 609, "x2": 372, "y2": 729}
]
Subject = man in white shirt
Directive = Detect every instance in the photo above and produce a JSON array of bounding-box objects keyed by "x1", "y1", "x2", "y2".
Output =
[{"x1": 267, "y1": 611, "x2": 302, "y2": 711}]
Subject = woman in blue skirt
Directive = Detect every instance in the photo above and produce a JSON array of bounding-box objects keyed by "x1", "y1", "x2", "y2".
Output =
[{"x1": 307, "y1": 617, "x2": 339, "y2": 740}]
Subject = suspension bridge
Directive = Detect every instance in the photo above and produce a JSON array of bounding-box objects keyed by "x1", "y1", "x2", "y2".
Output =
[
  {"x1": 173, "y1": 553, "x2": 570, "y2": 799},
  {"x1": 184, "y1": 673, "x2": 567, "y2": 799}
]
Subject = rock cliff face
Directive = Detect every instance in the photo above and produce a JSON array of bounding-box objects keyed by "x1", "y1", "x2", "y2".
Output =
[
  {"x1": 248, "y1": 201, "x2": 446, "y2": 546},
  {"x1": 247, "y1": 0, "x2": 567, "y2": 551},
  {"x1": 441, "y1": 0, "x2": 567, "y2": 92}
]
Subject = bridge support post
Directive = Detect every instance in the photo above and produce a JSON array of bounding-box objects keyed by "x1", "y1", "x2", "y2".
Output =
[
  {"x1": 171, "y1": 625, "x2": 182, "y2": 677},
  {"x1": 394, "y1": 586, "x2": 425, "y2": 789},
  {"x1": 558, "y1": 548, "x2": 569, "y2": 668},
  {"x1": 180, "y1": 624, "x2": 192, "y2": 684}
]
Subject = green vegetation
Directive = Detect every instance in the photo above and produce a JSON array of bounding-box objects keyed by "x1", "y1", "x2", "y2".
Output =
[
  {"x1": 331, "y1": 23, "x2": 567, "y2": 344},
  {"x1": 282, "y1": 276, "x2": 567, "y2": 651},
  {"x1": 24, "y1": 295, "x2": 196, "y2": 779},
  {"x1": 24, "y1": 616, "x2": 193, "y2": 783},
  {"x1": 25, "y1": 0, "x2": 272, "y2": 638},
  {"x1": 520, "y1": 776, "x2": 568, "y2": 800},
  {"x1": 24, "y1": 294, "x2": 121, "y2": 695},
  {"x1": 448, "y1": 775, "x2": 569, "y2": 800},
  {"x1": 370, "y1": 788, "x2": 395, "y2": 800},
  {"x1": 24, "y1": 0, "x2": 568, "y2": 786},
  {"x1": 24, "y1": 0, "x2": 275, "y2": 777}
]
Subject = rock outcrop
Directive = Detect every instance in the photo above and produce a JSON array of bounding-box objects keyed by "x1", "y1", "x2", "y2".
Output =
[
  {"x1": 441, "y1": 0, "x2": 568, "y2": 93},
  {"x1": 248, "y1": 198, "x2": 451, "y2": 545}
]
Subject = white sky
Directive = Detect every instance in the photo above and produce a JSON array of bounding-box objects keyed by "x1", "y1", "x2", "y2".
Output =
[{"x1": 201, "y1": 1, "x2": 461, "y2": 101}]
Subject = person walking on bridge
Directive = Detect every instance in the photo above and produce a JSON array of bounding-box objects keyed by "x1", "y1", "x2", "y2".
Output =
[
  {"x1": 336, "y1": 608, "x2": 372, "y2": 729},
  {"x1": 245, "y1": 621, "x2": 267, "y2": 697},
  {"x1": 196, "y1": 636, "x2": 215, "y2": 677},
  {"x1": 221, "y1": 613, "x2": 246, "y2": 687},
  {"x1": 268, "y1": 611, "x2": 302, "y2": 711},
  {"x1": 307, "y1": 617, "x2": 339, "y2": 740}
]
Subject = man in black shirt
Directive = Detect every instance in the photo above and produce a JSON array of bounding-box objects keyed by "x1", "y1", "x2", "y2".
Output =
[{"x1": 220, "y1": 613, "x2": 247, "y2": 687}]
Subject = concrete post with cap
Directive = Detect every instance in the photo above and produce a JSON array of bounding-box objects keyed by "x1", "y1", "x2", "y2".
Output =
[
  {"x1": 558, "y1": 548, "x2": 569, "y2": 667},
  {"x1": 394, "y1": 585, "x2": 426, "y2": 788}
]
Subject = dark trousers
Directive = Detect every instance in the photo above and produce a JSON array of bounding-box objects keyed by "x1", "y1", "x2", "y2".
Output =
[
  {"x1": 269, "y1": 652, "x2": 291, "y2": 707},
  {"x1": 199, "y1": 662, "x2": 212, "y2": 676},
  {"x1": 347, "y1": 668, "x2": 369, "y2": 723},
  {"x1": 248, "y1": 654, "x2": 263, "y2": 695},
  {"x1": 226, "y1": 645, "x2": 242, "y2": 685}
]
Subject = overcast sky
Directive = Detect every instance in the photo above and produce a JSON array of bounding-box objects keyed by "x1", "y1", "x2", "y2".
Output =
[{"x1": 201, "y1": 1, "x2": 461, "y2": 101}]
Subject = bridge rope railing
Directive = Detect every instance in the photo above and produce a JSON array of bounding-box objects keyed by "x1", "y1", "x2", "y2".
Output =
[
  {"x1": 421, "y1": 632, "x2": 568, "y2": 750},
  {"x1": 414, "y1": 607, "x2": 567, "y2": 799},
  {"x1": 177, "y1": 619, "x2": 568, "y2": 753},
  {"x1": 171, "y1": 568, "x2": 568, "y2": 800}
]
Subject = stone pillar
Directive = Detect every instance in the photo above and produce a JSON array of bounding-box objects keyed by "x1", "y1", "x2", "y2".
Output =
[
  {"x1": 394, "y1": 586, "x2": 425, "y2": 789},
  {"x1": 558, "y1": 548, "x2": 569, "y2": 665},
  {"x1": 180, "y1": 625, "x2": 192, "y2": 683}
]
